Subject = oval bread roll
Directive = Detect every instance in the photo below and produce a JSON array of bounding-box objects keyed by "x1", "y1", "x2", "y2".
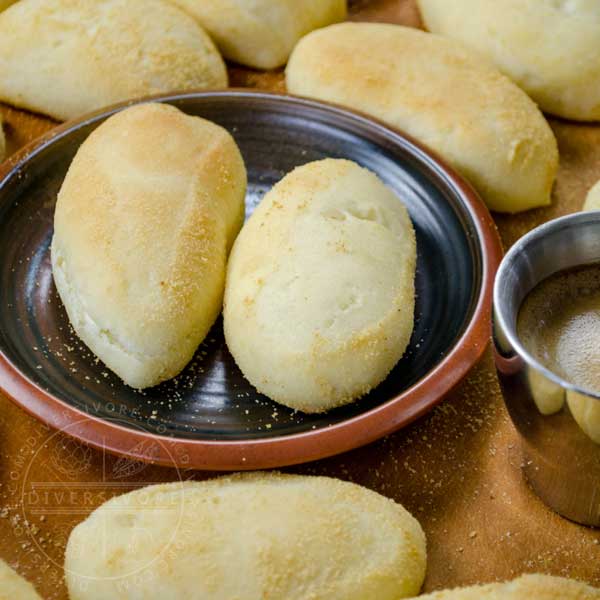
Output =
[
  {"x1": 417, "y1": 0, "x2": 600, "y2": 122},
  {"x1": 584, "y1": 180, "x2": 600, "y2": 211},
  {"x1": 168, "y1": 0, "x2": 346, "y2": 70},
  {"x1": 51, "y1": 102, "x2": 246, "y2": 389},
  {"x1": 0, "y1": 559, "x2": 42, "y2": 600},
  {"x1": 419, "y1": 574, "x2": 600, "y2": 599},
  {"x1": 224, "y1": 159, "x2": 416, "y2": 413},
  {"x1": 0, "y1": 0, "x2": 227, "y2": 121},
  {"x1": 65, "y1": 473, "x2": 427, "y2": 600},
  {"x1": 567, "y1": 391, "x2": 600, "y2": 445},
  {"x1": 286, "y1": 23, "x2": 558, "y2": 214}
]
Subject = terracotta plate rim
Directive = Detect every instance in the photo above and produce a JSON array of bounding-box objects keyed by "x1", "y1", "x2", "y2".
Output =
[{"x1": 0, "y1": 90, "x2": 503, "y2": 470}]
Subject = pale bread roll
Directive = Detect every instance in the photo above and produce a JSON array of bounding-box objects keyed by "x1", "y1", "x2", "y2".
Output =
[
  {"x1": 567, "y1": 391, "x2": 600, "y2": 445},
  {"x1": 0, "y1": 559, "x2": 42, "y2": 600},
  {"x1": 168, "y1": 0, "x2": 346, "y2": 69},
  {"x1": 286, "y1": 23, "x2": 558, "y2": 214},
  {"x1": 584, "y1": 180, "x2": 600, "y2": 211},
  {"x1": 527, "y1": 369, "x2": 565, "y2": 416},
  {"x1": 417, "y1": 0, "x2": 600, "y2": 122},
  {"x1": 419, "y1": 574, "x2": 600, "y2": 599},
  {"x1": 224, "y1": 159, "x2": 416, "y2": 413},
  {"x1": 51, "y1": 102, "x2": 246, "y2": 389},
  {"x1": 0, "y1": 0, "x2": 227, "y2": 121},
  {"x1": 65, "y1": 473, "x2": 427, "y2": 600}
]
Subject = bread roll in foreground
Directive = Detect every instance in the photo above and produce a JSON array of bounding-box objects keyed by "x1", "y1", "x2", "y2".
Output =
[
  {"x1": 169, "y1": 0, "x2": 346, "y2": 69},
  {"x1": 419, "y1": 574, "x2": 600, "y2": 599},
  {"x1": 0, "y1": 559, "x2": 42, "y2": 600},
  {"x1": 224, "y1": 159, "x2": 416, "y2": 412},
  {"x1": 286, "y1": 23, "x2": 558, "y2": 214},
  {"x1": 0, "y1": 0, "x2": 227, "y2": 121},
  {"x1": 417, "y1": 0, "x2": 600, "y2": 122},
  {"x1": 65, "y1": 473, "x2": 427, "y2": 600},
  {"x1": 584, "y1": 180, "x2": 600, "y2": 211},
  {"x1": 52, "y1": 103, "x2": 246, "y2": 388}
]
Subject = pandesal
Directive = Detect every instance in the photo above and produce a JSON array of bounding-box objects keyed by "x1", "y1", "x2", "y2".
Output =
[
  {"x1": 51, "y1": 102, "x2": 246, "y2": 389},
  {"x1": 0, "y1": 559, "x2": 42, "y2": 600},
  {"x1": 224, "y1": 159, "x2": 416, "y2": 413},
  {"x1": 168, "y1": 0, "x2": 346, "y2": 69},
  {"x1": 419, "y1": 573, "x2": 600, "y2": 599},
  {"x1": 286, "y1": 23, "x2": 558, "y2": 214},
  {"x1": 65, "y1": 473, "x2": 427, "y2": 600},
  {"x1": 0, "y1": 0, "x2": 227, "y2": 121},
  {"x1": 584, "y1": 180, "x2": 600, "y2": 211},
  {"x1": 417, "y1": 0, "x2": 600, "y2": 122}
]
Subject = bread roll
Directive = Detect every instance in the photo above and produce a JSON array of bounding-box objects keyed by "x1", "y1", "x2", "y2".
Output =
[
  {"x1": 224, "y1": 159, "x2": 416, "y2": 413},
  {"x1": 528, "y1": 369, "x2": 565, "y2": 416},
  {"x1": 0, "y1": 0, "x2": 227, "y2": 121},
  {"x1": 0, "y1": 559, "x2": 42, "y2": 600},
  {"x1": 65, "y1": 473, "x2": 427, "y2": 600},
  {"x1": 286, "y1": 23, "x2": 558, "y2": 214},
  {"x1": 0, "y1": 120, "x2": 5, "y2": 162},
  {"x1": 567, "y1": 391, "x2": 600, "y2": 445},
  {"x1": 419, "y1": 574, "x2": 600, "y2": 599},
  {"x1": 417, "y1": 0, "x2": 600, "y2": 122},
  {"x1": 51, "y1": 102, "x2": 246, "y2": 389},
  {"x1": 168, "y1": 0, "x2": 346, "y2": 70},
  {"x1": 584, "y1": 180, "x2": 600, "y2": 211}
]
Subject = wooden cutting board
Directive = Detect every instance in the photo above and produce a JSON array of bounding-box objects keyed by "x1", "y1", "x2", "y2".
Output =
[{"x1": 0, "y1": 1, "x2": 599, "y2": 598}]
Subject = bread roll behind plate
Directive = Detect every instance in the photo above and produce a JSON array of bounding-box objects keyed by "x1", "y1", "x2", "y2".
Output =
[
  {"x1": 65, "y1": 473, "x2": 427, "y2": 600},
  {"x1": 51, "y1": 103, "x2": 246, "y2": 389},
  {"x1": 168, "y1": 0, "x2": 346, "y2": 69},
  {"x1": 224, "y1": 159, "x2": 416, "y2": 413},
  {"x1": 0, "y1": 559, "x2": 42, "y2": 600},
  {"x1": 418, "y1": 574, "x2": 600, "y2": 599},
  {"x1": 286, "y1": 23, "x2": 558, "y2": 214},
  {"x1": 0, "y1": 0, "x2": 227, "y2": 121}
]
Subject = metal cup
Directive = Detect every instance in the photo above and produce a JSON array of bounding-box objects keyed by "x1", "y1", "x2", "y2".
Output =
[{"x1": 493, "y1": 211, "x2": 600, "y2": 526}]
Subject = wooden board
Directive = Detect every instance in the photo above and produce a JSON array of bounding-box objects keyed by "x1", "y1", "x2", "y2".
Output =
[{"x1": 0, "y1": 1, "x2": 599, "y2": 598}]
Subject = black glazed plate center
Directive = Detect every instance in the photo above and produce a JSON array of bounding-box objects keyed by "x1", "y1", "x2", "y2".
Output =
[{"x1": 0, "y1": 95, "x2": 479, "y2": 441}]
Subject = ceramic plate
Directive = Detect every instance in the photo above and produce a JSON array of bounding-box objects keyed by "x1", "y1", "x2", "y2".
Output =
[{"x1": 0, "y1": 91, "x2": 502, "y2": 469}]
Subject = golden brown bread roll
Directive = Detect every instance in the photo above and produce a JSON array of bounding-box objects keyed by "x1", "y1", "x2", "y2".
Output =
[
  {"x1": 52, "y1": 102, "x2": 246, "y2": 388},
  {"x1": 0, "y1": 0, "x2": 227, "y2": 120},
  {"x1": 168, "y1": 0, "x2": 346, "y2": 69},
  {"x1": 417, "y1": 0, "x2": 600, "y2": 122},
  {"x1": 65, "y1": 473, "x2": 427, "y2": 600},
  {"x1": 286, "y1": 23, "x2": 558, "y2": 214},
  {"x1": 224, "y1": 158, "x2": 416, "y2": 412}
]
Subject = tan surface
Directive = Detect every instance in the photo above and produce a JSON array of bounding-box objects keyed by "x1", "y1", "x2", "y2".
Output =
[{"x1": 0, "y1": 1, "x2": 599, "y2": 598}]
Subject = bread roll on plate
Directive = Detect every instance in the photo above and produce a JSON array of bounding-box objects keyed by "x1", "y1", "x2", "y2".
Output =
[
  {"x1": 417, "y1": 0, "x2": 600, "y2": 122},
  {"x1": 584, "y1": 180, "x2": 600, "y2": 211},
  {"x1": 0, "y1": 0, "x2": 227, "y2": 121},
  {"x1": 286, "y1": 23, "x2": 558, "y2": 214},
  {"x1": 51, "y1": 102, "x2": 246, "y2": 389},
  {"x1": 65, "y1": 473, "x2": 427, "y2": 600},
  {"x1": 419, "y1": 574, "x2": 600, "y2": 599},
  {"x1": 0, "y1": 559, "x2": 42, "y2": 600},
  {"x1": 224, "y1": 159, "x2": 416, "y2": 413},
  {"x1": 168, "y1": 0, "x2": 346, "y2": 69}
]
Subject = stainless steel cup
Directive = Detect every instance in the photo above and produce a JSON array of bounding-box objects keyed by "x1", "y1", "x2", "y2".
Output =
[{"x1": 493, "y1": 211, "x2": 600, "y2": 526}]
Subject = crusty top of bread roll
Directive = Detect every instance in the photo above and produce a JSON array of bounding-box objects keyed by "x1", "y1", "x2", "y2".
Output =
[
  {"x1": 52, "y1": 102, "x2": 246, "y2": 388},
  {"x1": 0, "y1": 559, "x2": 42, "y2": 600},
  {"x1": 0, "y1": 0, "x2": 227, "y2": 121},
  {"x1": 419, "y1": 574, "x2": 600, "y2": 599},
  {"x1": 286, "y1": 22, "x2": 558, "y2": 214},
  {"x1": 66, "y1": 472, "x2": 427, "y2": 600},
  {"x1": 168, "y1": 0, "x2": 346, "y2": 69},
  {"x1": 417, "y1": 0, "x2": 600, "y2": 122}
]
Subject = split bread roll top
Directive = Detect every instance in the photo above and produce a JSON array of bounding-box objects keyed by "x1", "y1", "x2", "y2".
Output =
[
  {"x1": 0, "y1": 559, "x2": 42, "y2": 600},
  {"x1": 417, "y1": 0, "x2": 600, "y2": 122},
  {"x1": 168, "y1": 0, "x2": 346, "y2": 70},
  {"x1": 65, "y1": 473, "x2": 427, "y2": 600},
  {"x1": 286, "y1": 23, "x2": 559, "y2": 214},
  {"x1": 419, "y1": 574, "x2": 600, "y2": 599},
  {"x1": 224, "y1": 159, "x2": 416, "y2": 413},
  {"x1": 0, "y1": 0, "x2": 227, "y2": 121},
  {"x1": 51, "y1": 102, "x2": 246, "y2": 389}
]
